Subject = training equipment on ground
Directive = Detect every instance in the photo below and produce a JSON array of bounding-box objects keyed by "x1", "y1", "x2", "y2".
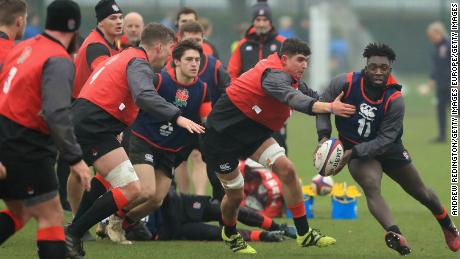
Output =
[
  {"x1": 314, "y1": 138, "x2": 344, "y2": 176},
  {"x1": 311, "y1": 174, "x2": 334, "y2": 196}
]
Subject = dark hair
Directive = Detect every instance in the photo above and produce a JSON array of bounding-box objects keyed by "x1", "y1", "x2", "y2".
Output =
[
  {"x1": 363, "y1": 43, "x2": 396, "y2": 62},
  {"x1": 176, "y1": 7, "x2": 198, "y2": 23},
  {"x1": 179, "y1": 21, "x2": 204, "y2": 37},
  {"x1": 141, "y1": 23, "x2": 175, "y2": 46},
  {"x1": 0, "y1": 0, "x2": 27, "y2": 26},
  {"x1": 279, "y1": 38, "x2": 311, "y2": 57},
  {"x1": 172, "y1": 39, "x2": 202, "y2": 61}
]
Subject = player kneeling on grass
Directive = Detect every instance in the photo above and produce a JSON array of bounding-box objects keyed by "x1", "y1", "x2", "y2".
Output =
[
  {"x1": 105, "y1": 39, "x2": 209, "y2": 243},
  {"x1": 316, "y1": 42, "x2": 460, "y2": 255},
  {"x1": 65, "y1": 24, "x2": 204, "y2": 259},
  {"x1": 200, "y1": 38, "x2": 356, "y2": 254}
]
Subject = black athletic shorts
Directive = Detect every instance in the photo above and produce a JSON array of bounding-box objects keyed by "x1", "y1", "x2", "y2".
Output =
[
  {"x1": 375, "y1": 142, "x2": 412, "y2": 172},
  {"x1": 128, "y1": 133, "x2": 175, "y2": 179},
  {"x1": 72, "y1": 99, "x2": 125, "y2": 165},
  {"x1": 0, "y1": 157, "x2": 58, "y2": 201},
  {"x1": 174, "y1": 134, "x2": 200, "y2": 167},
  {"x1": 200, "y1": 118, "x2": 272, "y2": 174}
]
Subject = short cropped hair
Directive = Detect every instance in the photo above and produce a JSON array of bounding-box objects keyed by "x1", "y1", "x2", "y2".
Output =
[
  {"x1": 179, "y1": 21, "x2": 204, "y2": 37},
  {"x1": 176, "y1": 7, "x2": 198, "y2": 23},
  {"x1": 0, "y1": 0, "x2": 27, "y2": 26},
  {"x1": 172, "y1": 39, "x2": 202, "y2": 61},
  {"x1": 279, "y1": 38, "x2": 311, "y2": 57},
  {"x1": 140, "y1": 23, "x2": 175, "y2": 47},
  {"x1": 363, "y1": 42, "x2": 396, "y2": 62}
]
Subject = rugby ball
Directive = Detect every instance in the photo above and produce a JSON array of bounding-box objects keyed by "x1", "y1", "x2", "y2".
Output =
[
  {"x1": 312, "y1": 174, "x2": 334, "y2": 196},
  {"x1": 314, "y1": 138, "x2": 344, "y2": 176}
]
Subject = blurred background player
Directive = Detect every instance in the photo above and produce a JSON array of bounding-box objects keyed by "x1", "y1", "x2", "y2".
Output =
[
  {"x1": 23, "y1": 12, "x2": 41, "y2": 40},
  {"x1": 278, "y1": 16, "x2": 296, "y2": 39},
  {"x1": 0, "y1": 0, "x2": 27, "y2": 66},
  {"x1": 227, "y1": 0, "x2": 288, "y2": 156},
  {"x1": 63, "y1": 0, "x2": 123, "y2": 219},
  {"x1": 65, "y1": 23, "x2": 204, "y2": 258},
  {"x1": 423, "y1": 21, "x2": 451, "y2": 143},
  {"x1": 106, "y1": 40, "x2": 208, "y2": 243},
  {"x1": 0, "y1": 1, "x2": 91, "y2": 258},
  {"x1": 316, "y1": 43, "x2": 460, "y2": 255},
  {"x1": 173, "y1": 21, "x2": 230, "y2": 195},
  {"x1": 119, "y1": 12, "x2": 144, "y2": 49},
  {"x1": 198, "y1": 17, "x2": 215, "y2": 49},
  {"x1": 175, "y1": 7, "x2": 219, "y2": 59},
  {"x1": 72, "y1": 0, "x2": 123, "y2": 99},
  {"x1": 227, "y1": 0, "x2": 284, "y2": 81},
  {"x1": 201, "y1": 38, "x2": 355, "y2": 254}
]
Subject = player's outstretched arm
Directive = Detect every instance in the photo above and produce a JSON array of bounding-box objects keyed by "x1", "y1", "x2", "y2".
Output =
[
  {"x1": 312, "y1": 92, "x2": 356, "y2": 117},
  {"x1": 316, "y1": 73, "x2": 350, "y2": 139},
  {"x1": 176, "y1": 116, "x2": 205, "y2": 134}
]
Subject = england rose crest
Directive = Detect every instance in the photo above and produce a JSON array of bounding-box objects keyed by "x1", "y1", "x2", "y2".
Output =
[{"x1": 175, "y1": 89, "x2": 189, "y2": 107}]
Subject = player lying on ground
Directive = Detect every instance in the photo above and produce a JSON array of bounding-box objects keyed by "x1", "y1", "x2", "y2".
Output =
[
  {"x1": 316, "y1": 42, "x2": 460, "y2": 255},
  {"x1": 100, "y1": 186, "x2": 295, "y2": 243}
]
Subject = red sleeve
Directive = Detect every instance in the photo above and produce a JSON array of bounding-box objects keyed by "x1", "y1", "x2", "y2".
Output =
[
  {"x1": 199, "y1": 83, "x2": 212, "y2": 118},
  {"x1": 227, "y1": 39, "x2": 245, "y2": 82},
  {"x1": 214, "y1": 59, "x2": 221, "y2": 85},
  {"x1": 199, "y1": 101, "x2": 212, "y2": 118}
]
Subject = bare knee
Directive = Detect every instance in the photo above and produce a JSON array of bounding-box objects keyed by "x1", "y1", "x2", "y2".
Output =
[
  {"x1": 29, "y1": 197, "x2": 64, "y2": 228},
  {"x1": 225, "y1": 188, "x2": 244, "y2": 205},
  {"x1": 357, "y1": 180, "x2": 381, "y2": 197},
  {"x1": 137, "y1": 179, "x2": 156, "y2": 202},
  {"x1": 349, "y1": 170, "x2": 380, "y2": 196},
  {"x1": 273, "y1": 160, "x2": 296, "y2": 184}
]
